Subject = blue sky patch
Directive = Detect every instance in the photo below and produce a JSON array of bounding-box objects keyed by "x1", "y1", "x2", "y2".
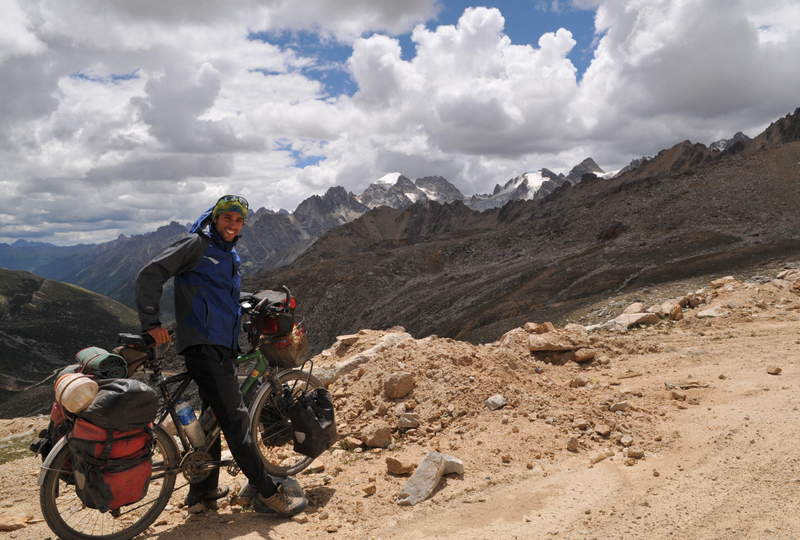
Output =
[
  {"x1": 275, "y1": 139, "x2": 325, "y2": 168},
  {"x1": 70, "y1": 70, "x2": 140, "y2": 84},
  {"x1": 249, "y1": 30, "x2": 357, "y2": 98}
]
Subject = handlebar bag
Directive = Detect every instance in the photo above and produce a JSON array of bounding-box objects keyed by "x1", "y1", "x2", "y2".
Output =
[
  {"x1": 287, "y1": 387, "x2": 337, "y2": 458},
  {"x1": 68, "y1": 418, "x2": 153, "y2": 512}
]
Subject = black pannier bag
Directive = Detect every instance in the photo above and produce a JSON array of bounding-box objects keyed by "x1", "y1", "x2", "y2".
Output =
[
  {"x1": 78, "y1": 379, "x2": 159, "y2": 432},
  {"x1": 287, "y1": 387, "x2": 337, "y2": 458}
]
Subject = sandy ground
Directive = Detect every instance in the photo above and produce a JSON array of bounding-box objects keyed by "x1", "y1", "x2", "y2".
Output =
[{"x1": 1, "y1": 272, "x2": 799, "y2": 539}]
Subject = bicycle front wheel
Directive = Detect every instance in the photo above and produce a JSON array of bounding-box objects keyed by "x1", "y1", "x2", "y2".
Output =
[
  {"x1": 249, "y1": 369, "x2": 323, "y2": 476},
  {"x1": 39, "y1": 426, "x2": 178, "y2": 540}
]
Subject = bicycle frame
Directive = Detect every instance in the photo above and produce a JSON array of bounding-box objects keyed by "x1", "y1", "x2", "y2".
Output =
[{"x1": 152, "y1": 349, "x2": 274, "y2": 458}]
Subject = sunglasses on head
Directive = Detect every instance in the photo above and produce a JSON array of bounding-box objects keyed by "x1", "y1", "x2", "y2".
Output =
[{"x1": 217, "y1": 195, "x2": 249, "y2": 209}]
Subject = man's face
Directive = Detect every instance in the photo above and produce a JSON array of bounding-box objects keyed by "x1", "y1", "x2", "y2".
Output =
[{"x1": 214, "y1": 211, "x2": 245, "y2": 242}]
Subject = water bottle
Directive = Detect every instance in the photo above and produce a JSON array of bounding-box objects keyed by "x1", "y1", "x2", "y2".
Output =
[{"x1": 175, "y1": 399, "x2": 205, "y2": 448}]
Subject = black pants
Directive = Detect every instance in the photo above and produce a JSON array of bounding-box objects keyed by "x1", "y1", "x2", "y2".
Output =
[{"x1": 184, "y1": 344, "x2": 276, "y2": 498}]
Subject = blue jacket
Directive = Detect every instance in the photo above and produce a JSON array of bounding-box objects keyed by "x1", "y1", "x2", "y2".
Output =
[{"x1": 136, "y1": 208, "x2": 242, "y2": 353}]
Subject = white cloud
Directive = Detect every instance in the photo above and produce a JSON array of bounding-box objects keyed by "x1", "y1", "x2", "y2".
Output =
[{"x1": 1, "y1": 0, "x2": 800, "y2": 244}]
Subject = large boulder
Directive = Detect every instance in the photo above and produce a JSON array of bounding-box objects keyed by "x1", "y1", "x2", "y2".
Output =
[
  {"x1": 528, "y1": 331, "x2": 590, "y2": 351},
  {"x1": 612, "y1": 312, "x2": 660, "y2": 329}
]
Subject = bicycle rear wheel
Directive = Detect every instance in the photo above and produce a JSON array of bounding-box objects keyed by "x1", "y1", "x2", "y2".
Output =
[
  {"x1": 249, "y1": 369, "x2": 323, "y2": 476},
  {"x1": 39, "y1": 426, "x2": 178, "y2": 540}
]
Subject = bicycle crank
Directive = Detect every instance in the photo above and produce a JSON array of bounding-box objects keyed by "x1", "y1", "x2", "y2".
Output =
[{"x1": 179, "y1": 450, "x2": 214, "y2": 483}]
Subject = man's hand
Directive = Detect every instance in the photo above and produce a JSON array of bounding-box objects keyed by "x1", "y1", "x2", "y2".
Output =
[{"x1": 146, "y1": 326, "x2": 171, "y2": 346}]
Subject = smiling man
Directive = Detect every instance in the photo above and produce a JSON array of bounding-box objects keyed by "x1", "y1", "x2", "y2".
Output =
[{"x1": 135, "y1": 194, "x2": 307, "y2": 517}]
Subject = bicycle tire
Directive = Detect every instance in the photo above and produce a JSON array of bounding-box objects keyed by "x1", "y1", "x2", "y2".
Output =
[
  {"x1": 39, "y1": 426, "x2": 178, "y2": 540},
  {"x1": 249, "y1": 369, "x2": 323, "y2": 476}
]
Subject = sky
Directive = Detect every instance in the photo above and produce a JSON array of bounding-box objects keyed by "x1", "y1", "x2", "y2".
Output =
[{"x1": 1, "y1": 0, "x2": 799, "y2": 245}]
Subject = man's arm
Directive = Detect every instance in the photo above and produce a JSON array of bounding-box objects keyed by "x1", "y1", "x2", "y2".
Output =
[{"x1": 135, "y1": 234, "x2": 207, "y2": 332}]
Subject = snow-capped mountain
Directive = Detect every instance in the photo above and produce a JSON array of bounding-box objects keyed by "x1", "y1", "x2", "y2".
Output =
[
  {"x1": 466, "y1": 171, "x2": 546, "y2": 211},
  {"x1": 357, "y1": 174, "x2": 465, "y2": 209},
  {"x1": 465, "y1": 158, "x2": 606, "y2": 210},
  {"x1": 710, "y1": 131, "x2": 751, "y2": 153}
]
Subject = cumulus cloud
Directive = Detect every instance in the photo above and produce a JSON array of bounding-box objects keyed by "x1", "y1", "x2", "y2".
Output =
[{"x1": 1, "y1": 0, "x2": 799, "y2": 244}]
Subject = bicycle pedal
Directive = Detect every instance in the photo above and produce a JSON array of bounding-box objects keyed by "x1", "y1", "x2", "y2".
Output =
[{"x1": 227, "y1": 463, "x2": 241, "y2": 476}]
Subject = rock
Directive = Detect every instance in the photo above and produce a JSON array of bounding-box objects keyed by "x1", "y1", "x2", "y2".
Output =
[
  {"x1": 360, "y1": 422, "x2": 392, "y2": 448},
  {"x1": 697, "y1": 306, "x2": 727, "y2": 318},
  {"x1": 525, "y1": 322, "x2": 556, "y2": 334},
  {"x1": 386, "y1": 456, "x2": 416, "y2": 475},
  {"x1": 710, "y1": 276, "x2": 736, "y2": 288},
  {"x1": 501, "y1": 454, "x2": 512, "y2": 463},
  {"x1": 612, "y1": 312, "x2": 660, "y2": 329},
  {"x1": 687, "y1": 294, "x2": 706, "y2": 308},
  {"x1": 336, "y1": 334, "x2": 359, "y2": 345},
  {"x1": 363, "y1": 484, "x2": 376, "y2": 496},
  {"x1": 627, "y1": 447, "x2": 645, "y2": 459},
  {"x1": 610, "y1": 401, "x2": 630, "y2": 412},
  {"x1": 396, "y1": 413, "x2": 421, "y2": 429},
  {"x1": 567, "y1": 437, "x2": 580, "y2": 452},
  {"x1": 485, "y1": 394, "x2": 507, "y2": 410},
  {"x1": 339, "y1": 436, "x2": 362, "y2": 450},
  {"x1": 669, "y1": 302, "x2": 683, "y2": 321},
  {"x1": 396, "y1": 452, "x2": 464, "y2": 506},
  {"x1": 619, "y1": 435, "x2": 634, "y2": 447},
  {"x1": 595, "y1": 424, "x2": 612, "y2": 437},
  {"x1": 498, "y1": 327, "x2": 529, "y2": 348},
  {"x1": 670, "y1": 390, "x2": 687, "y2": 401},
  {"x1": 384, "y1": 371, "x2": 415, "y2": 399},
  {"x1": 0, "y1": 511, "x2": 32, "y2": 532},
  {"x1": 564, "y1": 323, "x2": 588, "y2": 334},
  {"x1": 590, "y1": 450, "x2": 615, "y2": 465},
  {"x1": 767, "y1": 366, "x2": 782, "y2": 375},
  {"x1": 573, "y1": 348, "x2": 596, "y2": 363},
  {"x1": 569, "y1": 376, "x2": 588, "y2": 388},
  {"x1": 293, "y1": 515, "x2": 310, "y2": 524},
  {"x1": 573, "y1": 418, "x2": 590, "y2": 430},
  {"x1": 622, "y1": 302, "x2": 646, "y2": 314},
  {"x1": 528, "y1": 331, "x2": 590, "y2": 351}
]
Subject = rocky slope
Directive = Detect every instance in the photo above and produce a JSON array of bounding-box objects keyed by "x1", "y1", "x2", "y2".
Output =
[
  {"x1": 0, "y1": 268, "x2": 139, "y2": 416},
  {"x1": 248, "y1": 108, "x2": 800, "y2": 354}
]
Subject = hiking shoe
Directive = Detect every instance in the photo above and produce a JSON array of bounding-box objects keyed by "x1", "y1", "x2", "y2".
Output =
[
  {"x1": 254, "y1": 485, "x2": 308, "y2": 517},
  {"x1": 184, "y1": 486, "x2": 230, "y2": 507}
]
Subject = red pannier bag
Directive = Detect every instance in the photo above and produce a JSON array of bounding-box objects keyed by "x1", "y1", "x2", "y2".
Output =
[{"x1": 68, "y1": 418, "x2": 153, "y2": 512}]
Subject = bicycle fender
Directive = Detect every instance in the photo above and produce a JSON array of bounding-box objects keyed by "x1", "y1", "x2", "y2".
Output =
[{"x1": 38, "y1": 436, "x2": 69, "y2": 487}]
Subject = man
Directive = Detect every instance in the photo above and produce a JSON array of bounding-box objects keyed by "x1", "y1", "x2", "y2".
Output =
[{"x1": 135, "y1": 194, "x2": 306, "y2": 517}]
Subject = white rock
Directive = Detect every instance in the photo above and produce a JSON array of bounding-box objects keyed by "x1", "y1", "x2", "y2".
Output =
[
  {"x1": 396, "y1": 452, "x2": 463, "y2": 505},
  {"x1": 612, "y1": 312, "x2": 660, "y2": 328},
  {"x1": 622, "y1": 302, "x2": 646, "y2": 314},
  {"x1": 485, "y1": 394, "x2": 507, "y2": 410},
  {"x1": 697, "y1": 306, "x2": 727, "y2": 318}
]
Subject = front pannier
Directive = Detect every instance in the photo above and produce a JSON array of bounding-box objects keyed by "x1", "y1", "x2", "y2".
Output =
[
  {"x1": 287, "y1": 387, "x2": 337, "y2": 459},
  {"x1": 68, "y1": 418, "x2": 153, "y2": 512}
]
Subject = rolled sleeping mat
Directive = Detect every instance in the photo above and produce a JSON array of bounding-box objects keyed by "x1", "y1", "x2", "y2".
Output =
[{"x1": 74, "y1": 346, "x2": 128, "y2": 379}]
